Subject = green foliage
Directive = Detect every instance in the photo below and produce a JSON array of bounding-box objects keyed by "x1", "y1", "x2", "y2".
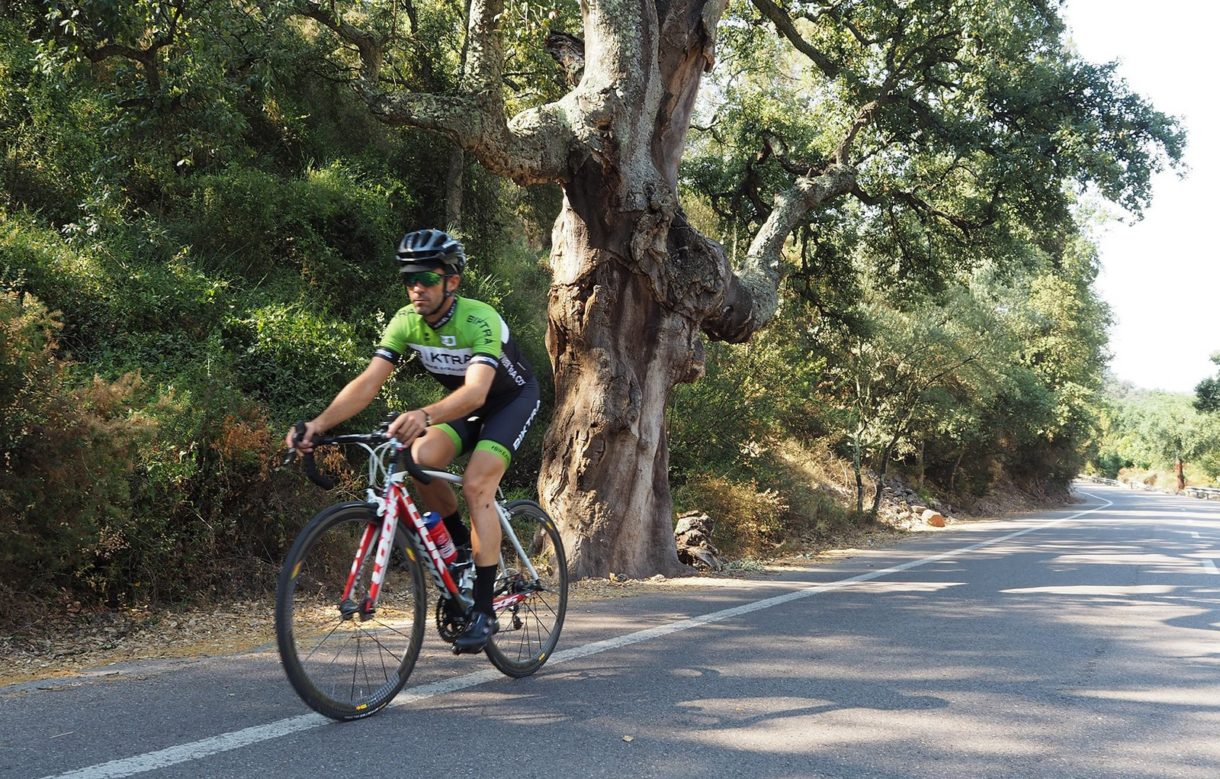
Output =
[
  {"x1": 0, "y1": 4, "x2": 555, "y2": 614},
  {"x1": 174, "y1": 163, "x2": 403, "y2": 306},
  {"x1": 1193, "y1": 353, "x2": 1220, "y2": 414},
  {"x1": 227, "y1": 305, "x2": 370, "y2": 417},
  {"x1": 669, "y1": 212, "x2": 1111, "y2": 522},
  {"x1": 669, "y1": 338, "x2": 807, "y2": 479},
  {"x1": 0, "y1": 290, "x2": 153, "y2": 604},
  {"x1": 689, "y1": 0, "x2": 1183, "y2": 297},
  {"x1": 1093, "y1": 384, "x2": 1220, "y2": 485},
  {"x1": 1, "y1": 210, "x2": 228, "y2": 363}
]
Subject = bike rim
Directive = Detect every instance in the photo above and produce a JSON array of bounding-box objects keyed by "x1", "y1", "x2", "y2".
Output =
[
  {"x1": 280, "y1": 509, "x2": 424, "y2": 716},
  {"x1": 487, "y1": 503, "x2": 567, "y2": 673}
]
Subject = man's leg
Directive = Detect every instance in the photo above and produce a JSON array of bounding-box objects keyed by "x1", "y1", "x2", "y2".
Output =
[
  {"x1": 452, "y1": 449, "x2": 508, "y2": 652},
  {"x1": 411, "y1": 428, "x2": 458, "y2": 515},
  {"x1": 463, "y1": 448, "x2": 507, "y2": 567}
]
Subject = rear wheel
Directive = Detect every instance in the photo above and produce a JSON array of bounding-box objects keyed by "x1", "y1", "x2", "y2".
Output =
[
  {"x1": 275, "y1": 503, "x2": 426, "y2": 720},
  {"x1": 484, "y1": 500, "x2": 568, "y2": 677}
]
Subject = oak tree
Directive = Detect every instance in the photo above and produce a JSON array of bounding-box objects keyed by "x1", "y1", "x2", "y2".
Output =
[{"x1": 282, "y1": 0, "x2": 1180, "y2": 576}]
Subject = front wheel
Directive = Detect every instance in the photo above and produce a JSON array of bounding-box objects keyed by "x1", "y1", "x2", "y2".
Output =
[
  {"x1": 485, "y1": 500, "x2": 568, "y2": 677},
  {"x1": 275, "y1": 502, "x2": 427, "y2": 720}
]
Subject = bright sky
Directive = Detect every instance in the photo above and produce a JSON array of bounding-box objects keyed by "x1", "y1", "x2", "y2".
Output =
[{"x1": 1062, "y1": 0, "x2": 1220, "y2": 394}]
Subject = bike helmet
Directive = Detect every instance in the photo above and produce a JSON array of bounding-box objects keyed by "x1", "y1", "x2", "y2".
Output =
[{"x1": 395, "y1": 229, "x2": 466, "y2": 274}]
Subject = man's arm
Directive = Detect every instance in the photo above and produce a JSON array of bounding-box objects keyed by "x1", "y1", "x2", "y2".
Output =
[
  {"x1": 286, "y1": 357, "x2": 396, "y2": 451},
  {"x1": 387, "y1": 362, "x2": 497, "y2": 441}
]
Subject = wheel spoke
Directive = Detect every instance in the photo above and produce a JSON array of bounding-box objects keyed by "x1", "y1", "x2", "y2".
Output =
[
  {"x1": 485, "y1": 501, "x2": 567, "y2": 677},
  {"x1": 276, "y1": 505, "x2": 426, "y2": 720}
]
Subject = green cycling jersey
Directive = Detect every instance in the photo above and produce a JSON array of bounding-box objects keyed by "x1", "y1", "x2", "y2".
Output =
[{"x1": 374, "y1": 296, "x2": 535, "y2": 398}]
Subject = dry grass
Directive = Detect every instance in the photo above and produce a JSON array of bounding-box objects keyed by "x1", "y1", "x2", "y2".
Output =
[
  {"x1": 0, "y1": 582, "x2": 664, "y2": 686},
  {"x1": 0, "y1": 601, "x2": 278, "y2": 687}
]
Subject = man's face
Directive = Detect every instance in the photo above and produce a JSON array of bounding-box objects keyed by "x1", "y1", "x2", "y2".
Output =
[{"x1": 403, "y1": 266, "x2": 454, "y2": 316}]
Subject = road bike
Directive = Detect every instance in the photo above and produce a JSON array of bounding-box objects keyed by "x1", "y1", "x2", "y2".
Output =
[{"x1": 276, "y1": 422, "x2": 567, "y2": 721}]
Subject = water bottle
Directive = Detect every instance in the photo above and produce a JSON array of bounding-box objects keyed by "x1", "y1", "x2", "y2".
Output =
[{"x1": 422, "y1": 511, "x2": 458, "y2": 564}]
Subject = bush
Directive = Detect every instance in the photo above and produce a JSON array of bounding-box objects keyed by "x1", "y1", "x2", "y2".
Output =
[
  {"x1": 174, "y1": 163, "x2": 405, "y2": 312},
  {"x1": 1, "y1": 214, "x2": 114, "y2": 352},
  {"x1": 225, "y1": 303, "x2": 399, "y2": 423},
  {"x1": 0, "y1": 288, "x2": 337, "y2": 615},
  {"x1": 0, "y1": 290, "x2": 155, "y2": 611},
  {"x1": 672, "y1": 473, "x2": 789, "y2": 558},
  {"x1": 122, "y1": 374, "x2": 311, "y2": 604},
  {"x1": 1, "y1": 213, "x2": 231, "y2": 369}
]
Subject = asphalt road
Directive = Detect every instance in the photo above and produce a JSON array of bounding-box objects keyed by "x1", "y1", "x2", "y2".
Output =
[{"x1": 2, "y1": 483, "x2": 1218, "y2": 778}]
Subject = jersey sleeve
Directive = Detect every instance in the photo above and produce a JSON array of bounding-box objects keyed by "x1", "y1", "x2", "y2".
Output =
[
  {"x1": 465, "y1": 302, "x2": 506, "y2": 366},
  {"x1": 375, "y1": 308, "x2": 413, "y2": 365}
]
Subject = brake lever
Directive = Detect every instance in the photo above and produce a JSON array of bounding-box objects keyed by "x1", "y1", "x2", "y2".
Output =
[
  {"x1": 286, "y1": 420, "x2": 336, "y2": 489},
  {"x1": 282, "y1": 420, "x2": 307, "y2": 467}
]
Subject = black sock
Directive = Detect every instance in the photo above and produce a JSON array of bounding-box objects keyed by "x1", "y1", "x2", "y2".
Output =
[
  {"x1": 442, "y1": 511, "x2": 471, "y2": 549},
  {"x1": 474, "y1": 565, "x2": 497, "y2": 616}
]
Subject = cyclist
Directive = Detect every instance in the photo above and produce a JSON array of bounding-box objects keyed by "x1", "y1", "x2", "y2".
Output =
[{"x1": 285, "y1": 228, "x2": 541, "y2": 652}]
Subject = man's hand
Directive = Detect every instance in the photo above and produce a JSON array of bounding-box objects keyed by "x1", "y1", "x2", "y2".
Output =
[
  {"x1": 285, "y1": 420, "x2": 325, "y2": 454},
  {"x1": 387, "y1": 409, "x2": 430, "y2": 442}
]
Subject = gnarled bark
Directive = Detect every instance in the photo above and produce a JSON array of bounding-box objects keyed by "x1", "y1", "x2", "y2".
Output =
[
  {"x1": 543, "y1": 199, "x2": 705, "y2": 576},
  {"x1": 532, "y1": 0, "x2": 737, "y2": 577}
]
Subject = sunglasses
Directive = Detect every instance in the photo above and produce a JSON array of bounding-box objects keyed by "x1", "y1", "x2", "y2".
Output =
[{"x1": 402, "y1": 271, "x2": 446, "y2": 288}]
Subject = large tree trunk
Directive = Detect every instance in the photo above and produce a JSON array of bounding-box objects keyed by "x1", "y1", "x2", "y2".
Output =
[
  {"x1": 539, "y1": 188, "x2": 706, "y2": 577},
  {"x1": 528, "y1": 0, "x2": 732, "y2": 577}
]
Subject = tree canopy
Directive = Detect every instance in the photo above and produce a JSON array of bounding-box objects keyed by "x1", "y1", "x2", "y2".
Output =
[{"x1": 0, "y1": 0, "x2": 1190, "y2": 605}]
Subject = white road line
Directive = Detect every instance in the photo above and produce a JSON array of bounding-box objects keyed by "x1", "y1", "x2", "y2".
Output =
[{"x1": 46, "y1": 494, "x2": 1114, "y2": 779}]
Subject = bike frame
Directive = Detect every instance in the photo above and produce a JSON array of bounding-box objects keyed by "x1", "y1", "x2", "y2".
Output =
[
  {"x1": 339, "y1": 439, "x2": 541, "y2": 616},
  {"x1": 342, "y1": 475, "x2": 463, "y2": 615}
]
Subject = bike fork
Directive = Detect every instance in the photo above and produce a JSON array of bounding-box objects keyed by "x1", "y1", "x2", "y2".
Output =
[{"x1": 340, "y1": 500, "x2": 399, "y2": 620}]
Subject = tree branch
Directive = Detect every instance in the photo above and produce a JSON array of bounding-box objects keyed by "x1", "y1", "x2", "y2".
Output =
[
  {"x1": 834, "y1": 98, "x2": 886, "y2": 164},
  {"x1": 750, "y1": 0, "x2": 841, "y2": 78},
  {"x1": 78, "y1": 1, "x2": 187, "y2": 95},
  {"x1": 702, "y1": 163, "x2": 858, "y2": 342},
  {"x1": 806, "y1": 3, "x2": 879, "y2": 47},
  {"x1": 296, "y1": 1, "x2": 385, "y2": 81},
  {"x1": 291, "y1": 0, "x2": 580, "y2": 186}
]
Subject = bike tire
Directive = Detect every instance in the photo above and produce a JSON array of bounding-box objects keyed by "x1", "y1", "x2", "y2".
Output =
[
  {"x1": 275, "y1": 502, "x2": 426, "y2": 721},
  {"x1": 484, "y1": 499, "x2": 568, "y2": 677}
]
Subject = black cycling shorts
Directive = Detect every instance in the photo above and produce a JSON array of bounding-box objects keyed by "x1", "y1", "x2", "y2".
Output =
[{"x1": 434, "y1": 380, "x2": 541, "y2": 467}]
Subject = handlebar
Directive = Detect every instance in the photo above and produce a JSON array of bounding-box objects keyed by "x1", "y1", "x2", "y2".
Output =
[{"x1": 285, "y1": 420, "x2": 433, "y2": 490}]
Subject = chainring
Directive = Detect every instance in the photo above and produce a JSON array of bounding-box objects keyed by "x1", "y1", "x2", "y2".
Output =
[{"x1": 435, "y1": 597, "x2": 470, "y2": 642}]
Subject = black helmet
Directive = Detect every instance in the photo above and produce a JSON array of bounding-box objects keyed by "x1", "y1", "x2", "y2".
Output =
[{"x1": 395, "y1": 229, "x2": 466, "y2": 274}]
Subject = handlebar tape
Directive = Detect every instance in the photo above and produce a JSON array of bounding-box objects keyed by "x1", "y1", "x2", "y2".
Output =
[{"x1": 291, "y1": 420, "x2": 335, "y2": 490}]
